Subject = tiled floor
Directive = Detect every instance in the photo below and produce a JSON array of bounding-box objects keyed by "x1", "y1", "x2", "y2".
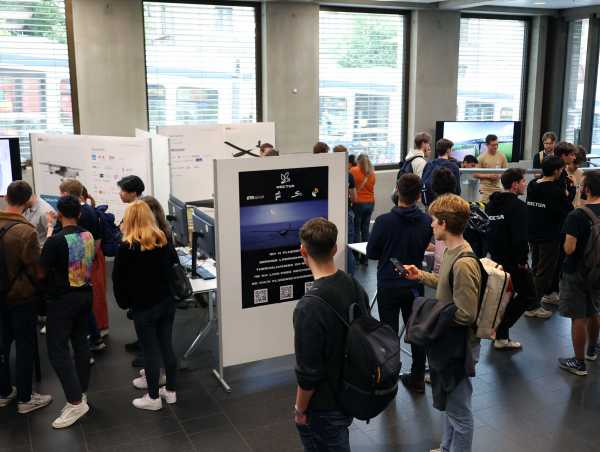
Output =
[{"x1": 1, "y1": 263, "x2": 599, "y2": 452}]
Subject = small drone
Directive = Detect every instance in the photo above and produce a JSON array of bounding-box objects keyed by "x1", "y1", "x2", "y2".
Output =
[{"x1": 225, "y1": 140, "x2": 261, "y2": 158}]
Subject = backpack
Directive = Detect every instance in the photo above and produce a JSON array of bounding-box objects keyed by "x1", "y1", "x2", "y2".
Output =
[
  {"x1": 464, "y1": 202, "x2": 490, "y2": 259},
  {"x1": 396, "y1": 155, "x2": 424, "y2": 180},
  {"x1": 449, "y1": 252, "x2": 512, "y2": 340},
  {"x1": 95, "y1": 205, "x2": 122, "y2": 257},
  {"x1": 307, "y1": 285, "x2": 401, "y2": 421},
  {"x1": 578, "y1": 207, "x2": 600, "y2": 288},
  {"x1": 168, "y1": 244, "x2": 193, "y2": 301},
  {"x1": 420, "y1": 161, "x2": 441, "y2": 206}
]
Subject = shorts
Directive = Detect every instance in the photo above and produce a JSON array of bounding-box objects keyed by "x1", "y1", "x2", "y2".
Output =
[{"x1": 559, "y1": 272, "x2": 600, "y2": 319}]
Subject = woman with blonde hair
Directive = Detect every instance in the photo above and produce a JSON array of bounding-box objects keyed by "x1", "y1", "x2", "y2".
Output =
[
  {"x1": 112, "y1": 201, "x2": 177, "y2": 411},
  {"x1": 350, "y1": 153, "x2": 376, "y2": 264}
]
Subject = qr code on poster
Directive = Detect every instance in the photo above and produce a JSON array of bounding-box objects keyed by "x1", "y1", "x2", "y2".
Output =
[
  {"x1": 280, "y1": 285, "x2": 294, "y2": 301},
  {"x1": 253, "y1": 289, "x2": 269, "y2": 305}
]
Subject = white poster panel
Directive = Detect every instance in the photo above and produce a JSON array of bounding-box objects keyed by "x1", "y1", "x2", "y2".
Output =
[
  {"x1": 158, "y1": 122, "x2": 275, "y2": 202},
  {"x1": 215, "y1": 152, "x2": 347, "y2": 368},
  {"x1": 135, "y1": 129, "x2": 170, "y2": 211},
  {"x1": 31, "y1": 133, "x2": 153, "y2": 223}
]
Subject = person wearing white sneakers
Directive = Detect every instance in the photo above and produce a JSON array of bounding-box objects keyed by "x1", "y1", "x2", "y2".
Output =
[
  {"x1": 113, "y1": 201, "x2": 178, "y2": 411},
  {"x1": 0, "y1": 181, "x2": 52, "y2": 415},
  {"x1": 41, "y1": 196, "x2": 96, "y2": 428}
]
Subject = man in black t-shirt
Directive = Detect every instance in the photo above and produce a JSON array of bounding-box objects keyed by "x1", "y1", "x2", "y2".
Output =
[
  {"x1": 293, "y1": 218, "x2": 369, "y2": 452},
  {"x1": 334, "y1": 145, "x2": 357, "y2": 274},
  {"x1": 558, "y1": 172, "x2": 600, "y2": 377}
]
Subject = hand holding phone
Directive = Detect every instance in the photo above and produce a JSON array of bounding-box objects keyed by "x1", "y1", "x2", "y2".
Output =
[{"x1": 390, "y1": 258, "x2": 408, "y2": 278}]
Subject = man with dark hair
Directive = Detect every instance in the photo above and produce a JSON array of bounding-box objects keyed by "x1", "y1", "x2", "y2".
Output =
[
  {"x1": 462, "y1": 155, "x2": 478, "y2": 168},
  {"x1": 432, "y1": 167, "x2": 457, "y2": 199},
  {"x1": 486, "y1": 168, "x2": 533, "y2": 349},
  {"x1": 117, "y1": 175, "x2": 145, "y2": 203},
  {"x1": 403, "y1": 132, "x2": 432, "y2": 178},
  {"x1": 557, "y1": 172, "x2": 600, "y2": 376},
  {"x1": 367, "y1": 174, "x2": 432, "y2": 393},
  {"x1": 475, "y1": 134, "x2": 508, "y2": 203},
  {"x1": 404, "y1": 194, "x2": 481, "y2": 452},
  {"x1": 421, "y1": 139, "x2": 461, "y2": 203},
  {"x1": 533, "y1": 131, "x2": 557, "y2": 169},
  {"x1": 526, "y1": 156, "x2": 573, "y2": 319},
  {"x1": 259, "y1": 142, "x2": 275, "y2": 157},
  {"x1": 293, "y1": 218, "x2": 369, "y2": 452},
  {"x1": 555, "y1": 141, "x2": 578, "y2": 204},
  {"x1": 41, "y1": 195, "x2": 95, "y2": 428},
  {"x1": 312, "y1": 142, "x2": 330, "y2": 154},
  {"x1": 0, "y1": 181, "x2": 53, "y2": 415}
]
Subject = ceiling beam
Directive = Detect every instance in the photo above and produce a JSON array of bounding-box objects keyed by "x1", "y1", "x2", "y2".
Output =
[{"x1": 438, "y1": 0, "x2": 498, "y2": 10}]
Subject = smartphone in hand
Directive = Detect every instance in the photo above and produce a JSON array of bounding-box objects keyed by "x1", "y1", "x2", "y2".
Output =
[{"x1": 390, "y1": 257, "x2": 408, "y2": 278}]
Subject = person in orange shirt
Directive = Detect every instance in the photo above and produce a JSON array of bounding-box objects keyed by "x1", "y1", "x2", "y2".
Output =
[{"x1": 350, "y1": 153, "x2": 376, "y2": 265}]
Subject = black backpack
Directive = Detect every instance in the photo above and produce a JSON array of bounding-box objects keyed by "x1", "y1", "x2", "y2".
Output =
[
  {"x1": 94, "y1": 205, "x2": 122, "y2": 257},
  {"x1": 167, "y1": 244, "x2": 193, "y2": 301},
  {"x1": 396, "y1": 155, "x2": 424, "y2": 181},
  {"x1": 308, "y1": 285, "x2": 400, "y2": 421}
]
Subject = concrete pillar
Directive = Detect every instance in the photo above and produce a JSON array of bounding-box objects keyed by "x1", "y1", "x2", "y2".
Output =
[
  {"x1": 407, "y1": 10, "x2": 460, "y2": 150},
  {"x1": 70, "y1": 0, "x2": 148, "y2": 136},
  {"x1": 262, "y1": 2, "x2": 319, "y2": 154}
]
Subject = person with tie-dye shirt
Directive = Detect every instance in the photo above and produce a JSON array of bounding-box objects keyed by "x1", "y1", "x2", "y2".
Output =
[{"x1": 40, "y1": 196, "x2": 95, "y2": 430}]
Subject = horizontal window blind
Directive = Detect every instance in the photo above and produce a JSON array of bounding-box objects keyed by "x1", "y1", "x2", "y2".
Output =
[
  {"x1": 457, "y1": 17, "x2": 527, "y2": 122},
  {"x1": 0, "y1": 0, "x2": 73, "y2": 160},
  {"x1": 592, "y1": 42, "x2": 600, "y2": 154},
  {"x1": 563, "y1": 19, "x2": 589, "y2": 145},
  {"x1": 143, "y1": 2, "x2": 258, "y2": 131},
  {"x1": 319, "y1": 10, "x2": 405, "y2": 165}
]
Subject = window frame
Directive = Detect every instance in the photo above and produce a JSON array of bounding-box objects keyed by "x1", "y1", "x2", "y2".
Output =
[
  {"x1": 319, "y1": 6, "x2": 411, "y2": 170},
  {"x1": 458, "y1": 13, "x2": 531, "y2": 151},
  {"x1": 141, "y1": 0, "x2": 263, "y2": 130}
]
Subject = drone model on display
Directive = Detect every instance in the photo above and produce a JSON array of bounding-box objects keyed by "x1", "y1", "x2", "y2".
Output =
[{"x1": 225, "y1": 140, "x2": 262, "y2": 158}]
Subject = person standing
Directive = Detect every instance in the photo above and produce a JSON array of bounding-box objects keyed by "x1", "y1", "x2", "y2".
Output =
[
  {"x1": 333, "y1": 145, "x2": 357, "y2": 274},
  {"x1": 403, "y1": 132, "x2": 432, "y2": 178},
  {"x1": 117, "y1": 175, "x2": 145, "y2": 204},
  {"x1": 367, "y1": 174, "x2": 432, "y2": 393},
  {"x1": 533, "y1": 131, "x2": 557, "y2": 169},
  {"x1": 558, "y1": 172, "x2": 600, "y2": 376},
  {"x1": 313, "y1": 142, "x2": 330, "y2": 154},
  {"x1": 568, "y1": 147, "x2": 586, "y2": 208},
  {"x1": 422, "y1": 139, "x2": 461, "y2": 203},
  {"x1": 526, "y1": 157, "x2": 573, "y2": 319},
  {"x1": 112, "y1": 201, "x2": 177, "y2": 410},
  {"x1": 0, "y1": 181, "x2": 52, "y2": 415},
  {"x1": 351, "y1": 153, "x2": 376, "y2": 264},
  {"x1": 41, "y1": 195, "x2": 95, "y2": 428},
  {"x1": 475, "y1": 134, "x2": 508, "y2": 203},
  {"x1": 486, "y1": 169, "x2": 534, "y2": 349},
  {"x1": 293, "y1": 218, "x2": 369, "y2": 452},
  {"x1": 23, "y1": 194, "x2": 55, "y2": 247}
]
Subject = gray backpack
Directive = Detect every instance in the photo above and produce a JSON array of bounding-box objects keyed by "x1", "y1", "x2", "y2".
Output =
[{"x1": 579, "y1": 207, "x2": 600, "y2": 288}]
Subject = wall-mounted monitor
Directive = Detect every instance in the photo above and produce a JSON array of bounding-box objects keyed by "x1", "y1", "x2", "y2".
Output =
[
  {"x1": 0, "y1": 137, "x2": 22, "y2": 196},
  {"x1": 435, "y1": 121, "x2": 522, "y2": 163}
]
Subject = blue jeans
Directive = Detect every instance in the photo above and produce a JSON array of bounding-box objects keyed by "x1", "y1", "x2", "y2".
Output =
[
  {"x1": 353, "y1": 203, "x2": 374, "y2": 243},
  {"x1": 297, "y1": 410, "x2": 353, "y2": 452},
  {"x1": 347, "y1": 209, "x2": 356, "y2": 275},
  {"x1": 441, "y1": 377, "x2": 473, "y2": 452}
]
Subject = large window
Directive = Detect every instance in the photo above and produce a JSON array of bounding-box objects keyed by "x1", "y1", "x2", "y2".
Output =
[
  {"x1": 563, "y1": 19, "x2": 589, "y2": 144},
  {"x1": 0, "y1": 0, "x2": 73, "y2": 159},
  {"x1": 457, "y1": 17, "x2": 528, "y2": 122},
  {"x1": 143, "y1": 2, "x2": 259, "y2": 131},
  {"x1": 592, "y1": 45, "x2": 600, "y2": 154},
  {"x1": 319, "y1": 10, "x2": 406, "y2": 165}
]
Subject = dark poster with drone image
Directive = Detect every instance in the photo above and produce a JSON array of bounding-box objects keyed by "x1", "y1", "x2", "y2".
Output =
[{"x1": 239, "y1": 166, "x2": 329, "y2": 309}]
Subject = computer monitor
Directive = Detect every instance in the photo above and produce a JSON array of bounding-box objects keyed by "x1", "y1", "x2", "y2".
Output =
[
  {"x1": 191, "y1": 206, "x2": 215, "y2": 260},
  {"x1": 0, "y1": 137, "x2": 21, "y2": 196},
  {"x1": 435, "y1": 121, "x2": 523, "y2": 163},
  {"x1": 168, "y1": 195, "x2": 189, "y2": 247}
]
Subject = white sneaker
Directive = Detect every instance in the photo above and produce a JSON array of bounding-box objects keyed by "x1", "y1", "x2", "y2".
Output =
[
  {"x1": 100, "y1": 329, "x2": 109, "y2": 338},
  {"x1": 494, "y1": 339, "x2": 522, "y2": 350},
  {"x1": 0, "y1": 386, "x2": 16, "y2": 407},
  {"x1": 541, "y1": 292, "x2": 560, "y2": 305},
  {"x1": 133, "y1": 370, "x2": 167, "y2": 389},
  {"x1": 40, "y1": 325, "x2": 46, "y2": 335},
  {"x1": 524, "y1": 307, "x2": 553, "y2": 319},
  {"x1": 52, "y1": 401, "x2": 89, "y2": 428},
  {"x1": 132, "y1": 393, "x2": 163, "y2": 411},
  {"x1": 158, "y1": 387, "x2": 177, "y2": 404},
  {"x1": 17, "y1": 393, "x2": 53, "y2": 414}
]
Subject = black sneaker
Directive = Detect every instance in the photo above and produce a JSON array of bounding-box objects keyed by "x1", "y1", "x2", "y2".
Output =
[
  {"x1": 400, "y1": 373, "x2": 425, "y2": 394},
  {"x1": 558, "y1": 357, "x2": 588, "y2": 376},
  {"x1": 125, "y1": 340, "x2": 140, "y2": 353},
  {"x1": 585, "y1": 344, "x2": 598, "y2": 361}
]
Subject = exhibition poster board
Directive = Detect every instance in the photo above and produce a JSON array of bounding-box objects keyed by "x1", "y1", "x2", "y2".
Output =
[
  {"x1": 157, "y1": 122, "x2": 275, "y2": 202},
  {"x1": 30, "y1": 133, "x2": 153, "y2": 223},
  {"x1": 214, "y1": 152, "x2": 347, "y2": 368},
  {"x1": 135, "y1": 129, "x2": 170, "y2": 211}
]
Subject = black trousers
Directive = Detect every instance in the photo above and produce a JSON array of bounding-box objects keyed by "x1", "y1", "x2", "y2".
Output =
[
  {"x1": 0, "y1": 301, "x2": 36, "y2": 402},
  {"x1": 530, "y1": 241, "x2": 561, "y2": 304},
  {"x1": 496, "y1": 265, "x2": 536, "y2": 340},
  {"x1": 133, "y1": 298, "x2": 177, "y2": 398},
  {"x1": 46, "y1": 290, "x2": 92, "y2": 403},
  {"x1": 377, "y1": 286, "x2": 426, "y2": 378}
]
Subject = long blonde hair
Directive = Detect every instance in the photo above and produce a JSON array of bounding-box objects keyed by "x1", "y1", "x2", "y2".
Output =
[
  {"x1": 121, "y1": 200, "x2": 167, "y2": 251},
  {"x1": 357, "y1": 153, "x2": 373, "y2": 177}
]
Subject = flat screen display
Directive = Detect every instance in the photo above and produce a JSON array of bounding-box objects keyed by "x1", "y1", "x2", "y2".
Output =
[
  {"x1": 435, "y1": 121, "x2": 522, "y2": 163},
  {"x1": 0, "y1": 139, "x2": 12, "y2": 195}
]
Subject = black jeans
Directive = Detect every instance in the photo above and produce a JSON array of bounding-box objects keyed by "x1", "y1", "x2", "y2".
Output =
[
  {"x1": 496, "y1": 265, "x2": 536, "y2": 340},
  {"x1": 297, "y1": 410, "x2": 353, "y2": 452},
  {"x1": 530, "y1": 241, "x2": 561, "y2": 304},
  {"x1": 0, "y1": 301, "x2": 36, "y2": 402},
  {"x1": 133, "y1": 298, "x2": 177, "y2": 399},
  {"x1": 46, "y1": 290, "x2": 92, "y2": 403},
  {"x1": 377, "y1": 286, "x2": 426, "y2": 378}
]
